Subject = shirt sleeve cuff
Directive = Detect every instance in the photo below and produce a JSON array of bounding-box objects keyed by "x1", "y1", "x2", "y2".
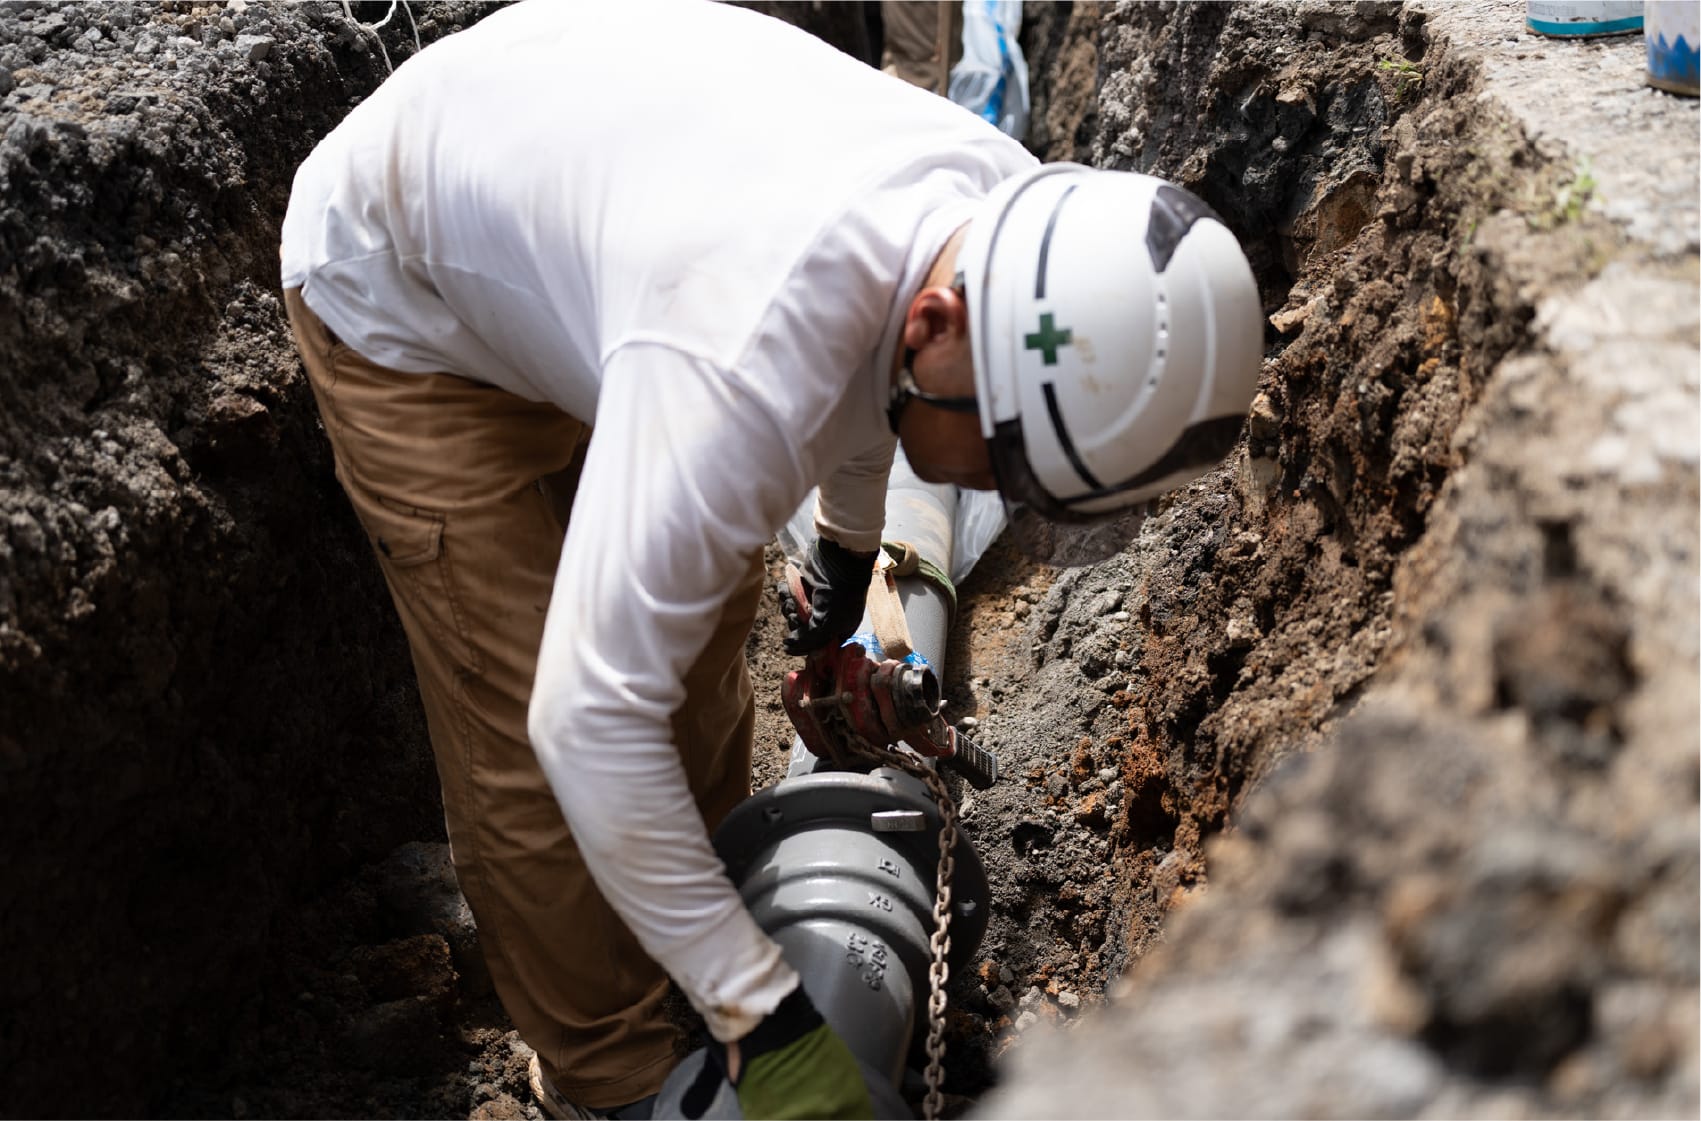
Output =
[{"x1": 670, "y1": 903, "x2": 802, "y2": 1042}]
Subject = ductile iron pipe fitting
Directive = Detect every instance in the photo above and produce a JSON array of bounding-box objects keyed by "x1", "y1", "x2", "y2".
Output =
[{"x1": 654, "y1": 453, "x2": 986, "y2": 1119}]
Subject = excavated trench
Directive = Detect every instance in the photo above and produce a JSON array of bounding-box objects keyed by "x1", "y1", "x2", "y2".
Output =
[{"x1": 2, "y1": 3, "x2": 1695, "y2": 1119}]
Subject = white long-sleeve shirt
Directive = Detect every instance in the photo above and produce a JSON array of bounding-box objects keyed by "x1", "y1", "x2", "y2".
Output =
[{"x1": 280, "y1": 0, "x2": 1036, "y2": 1042}]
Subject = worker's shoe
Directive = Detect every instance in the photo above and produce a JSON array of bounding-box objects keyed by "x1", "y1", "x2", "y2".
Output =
[{"x1": 527, "y1": 1053, "x2": 656, "y2": 1121}]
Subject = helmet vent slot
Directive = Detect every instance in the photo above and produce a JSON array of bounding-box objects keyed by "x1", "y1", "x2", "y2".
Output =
[{"x1": 1146, "y1": 183, "x2": 1224, "y2": 272}]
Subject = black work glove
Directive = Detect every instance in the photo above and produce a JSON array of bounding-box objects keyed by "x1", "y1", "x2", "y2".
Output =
[
  {"x1": 680, "y1": 985, "x2": 873, "y2": 1120},
  {"x1": 780, "y1": 536, "x2": 879, "y2": 656}
]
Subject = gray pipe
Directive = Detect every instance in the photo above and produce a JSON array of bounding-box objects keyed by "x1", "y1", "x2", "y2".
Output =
[{"x1": 653, "y1": 455, "x2": 988, "y2": 1120}]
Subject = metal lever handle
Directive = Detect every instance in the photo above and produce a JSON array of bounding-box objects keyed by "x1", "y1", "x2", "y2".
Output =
[{"x1": 941, "y1": 728, "x2": 999, "y2": 790}]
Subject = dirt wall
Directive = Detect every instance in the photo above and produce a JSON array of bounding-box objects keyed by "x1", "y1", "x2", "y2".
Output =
[
  {"x1": 0, "y1": 3, "x2": 494, "y2": 1112},
  {"x1": 971, "y1": 2, "x2": 1698, "y2": 1116}
]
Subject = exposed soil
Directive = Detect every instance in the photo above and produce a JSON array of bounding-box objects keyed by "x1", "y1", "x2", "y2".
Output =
[
  {"x1": 975, "y1": 3, "x2": 1698, "y2": 1118},
  {"x1": 0, "y1": 4, "x2": 482, "y2": 1115},
  {"x1": 2, "y1": 2, "x2": 1694, "y2": 1120}
]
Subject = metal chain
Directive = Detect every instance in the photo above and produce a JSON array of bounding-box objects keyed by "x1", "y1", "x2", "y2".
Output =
[{"x1": 839, "y1": 739, "x2": 959, "y2": 1121}]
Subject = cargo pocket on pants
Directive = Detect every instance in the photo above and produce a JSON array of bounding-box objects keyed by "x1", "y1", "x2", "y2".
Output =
[{"x1": 345, "y1": 483, "x2": 484, "y2": 678}]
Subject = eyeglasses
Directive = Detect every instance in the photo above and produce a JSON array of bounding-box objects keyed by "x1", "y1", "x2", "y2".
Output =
[
  {"x1": 884, "y1": 276, "x2": 977, "y2": 435},
  {"x1": 884, "y1": 360, "x2": 978, "y2": 435}
]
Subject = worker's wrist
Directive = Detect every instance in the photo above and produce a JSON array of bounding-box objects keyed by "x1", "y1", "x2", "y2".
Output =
[
  {"x1": 712, "y1": 984, "x2": 820, "y2": 1087},
  {"x1": 734, "y1": 984, "x2": 821, "y2": 1059},
  {"x1": 816, "y1": 534, "x2": 884, "y2": 571},
  {"x1": 812, "y1": 535, "x2": 878, "y2": 582},
  {"x1": 672, "y1": 904, "x2": 799, "y2": 1043}
]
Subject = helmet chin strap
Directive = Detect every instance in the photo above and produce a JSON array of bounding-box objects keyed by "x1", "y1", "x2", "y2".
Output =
[{"x1": 885, "y1": 348, "x2": 979, "y2": 435}]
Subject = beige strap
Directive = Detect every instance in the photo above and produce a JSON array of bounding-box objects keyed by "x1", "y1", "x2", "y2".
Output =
[{"x1": 867, "y1": 547, "x2": 915, "y2": 660}]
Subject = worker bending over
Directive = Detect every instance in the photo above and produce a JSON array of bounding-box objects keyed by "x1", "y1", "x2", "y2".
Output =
[{"x1": 280, "y1": 3, "x2": 1261, "y2": 1117}]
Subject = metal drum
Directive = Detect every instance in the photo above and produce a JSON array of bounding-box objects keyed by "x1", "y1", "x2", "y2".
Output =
[
  {"x1": 1526, "y1": 0, "x2": 1645, "y2": 37},
  {"x1": 1646, "y1": 0, "x2": 1700, "y2": 95}
]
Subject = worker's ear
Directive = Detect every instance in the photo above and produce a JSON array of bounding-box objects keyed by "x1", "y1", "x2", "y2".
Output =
[{"x1": 901, "y1": 285, "x2": 969, "y2": 354}]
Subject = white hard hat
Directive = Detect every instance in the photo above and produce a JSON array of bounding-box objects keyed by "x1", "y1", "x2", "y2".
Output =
[{"x1": 957, "y1": 163, "x2": 1264, "y2": 564}]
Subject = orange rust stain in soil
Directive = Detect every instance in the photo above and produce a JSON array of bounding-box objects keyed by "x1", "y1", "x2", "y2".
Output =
[
  {"x1": 1171, "y1": 815, "x2": 1204, "y2": 856},
  {"x1": 1116, "y1": 736, "x2": 1172, "y2": 823},
  {"x1": 1118, "y1": 737, "x2": 1166, "y2": 788},
  {"x1": 1165, "y1": 884, "x2": 1204, "y2": 914},
  {"x1": 1125, "y1": 848, "x2": 1159, "y2": 877},
  {"x1": 1164, "y1": 778, "x2": 1234, "y2": 858},
  {"x1": 1072, "y1": 790, "x2": 1109, "y2": 828},
  {"x1": 1421, "y1": 292, "x2": 1457, "y2": 352},
  {"x1": 1070, "y1": 736, "x2": 1096, "y2": 783}
]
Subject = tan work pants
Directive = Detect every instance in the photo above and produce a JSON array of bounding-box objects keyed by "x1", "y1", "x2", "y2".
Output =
[
  {"x1": 283, "y1": 290, "x2": 764, "y2": 1108},
  {"x1": 881, "y1": 0, "x2": 963, "y2": 95}
]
